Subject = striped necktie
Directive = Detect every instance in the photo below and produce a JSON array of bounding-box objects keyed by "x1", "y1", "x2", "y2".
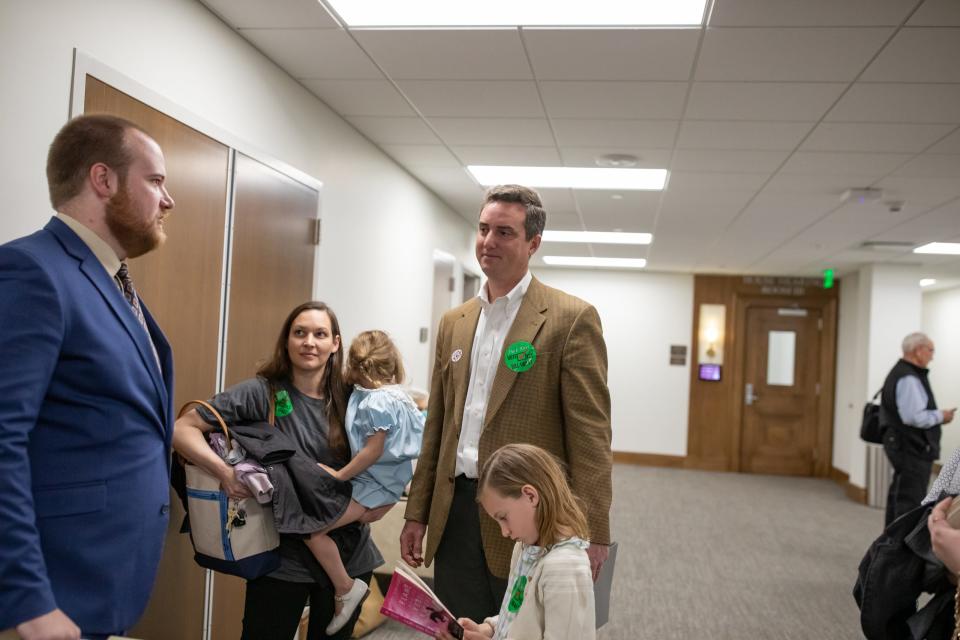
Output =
[{"x1": 116, "y1": 262, "x2": 161, "y2": 371}]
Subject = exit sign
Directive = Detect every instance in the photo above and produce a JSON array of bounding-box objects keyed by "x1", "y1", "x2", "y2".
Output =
[{"x1": 823, "y1": 269, "x2": 835, "y2": 289}]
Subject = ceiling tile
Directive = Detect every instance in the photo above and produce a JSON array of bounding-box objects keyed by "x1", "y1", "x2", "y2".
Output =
[
  {"x1": 452, "y1": 146, "x2": 562, "y2": 166},
  {"x1": 861, "y1": 28, "x2": 960, "y2": 82},
  {"x1": 428, "y1": 117, "x2": 554, "y2": 146},
  {"x1": 379, "y1": 145, "x2": 461, "y2": 168},
  {"x1": 696, "y1": 28, "x2": 891, "y2": 81},
  {"x1": 779, "y1": 151, "x2": 912, "y2": 178},
  {"x1": 551, "y1": 119, "x2": 678, "y2": 148},
  {"x1": 396, "y1": 81, "x2": 544, "y2": 117},
  {"x1": 709, "y1": 0, "x2": 915, "y2": 26},
  {"x1": 544, "y1": 211, "x2": 584, "y2": 230},
  {"x1": 672, "y1": 149, "x2": 789, "y2": 173},
  {"x1": 240, "y1": 28, "x2": 382, "y2": 78},
  {"x1": 345, "y1": 116, "x2": 441, "y2": 144},
  {"x1": 657, "y1": 190, "x2": 754, "y2": 231},
  {"x1": 535, "y1": 188, "x2": 580, "y2": 216},
  {"x1": 873, "y1": 200, "x2": 960, "y2": 242},
  {"x1": 539, "y1": 82, "x2": 688, "y2": 119},
  {"x1": 826, "y1": 83, "x2": 960, "y2": 124},
  {"x1": 929, "y1": 129, "x2": 960, "y2": 154},
  {"x1": 801, "y1": 122, "x2": 955, "y2": 153},
  {"x1": 893, "y1": 154, "x2": 960, "y2": 178},
  {"x1": 200, "y1": 0, "x2": 338, "y2": 28},
  {"x1": 731, "y1": 193, "x2": 838, "y2": 233},
  {"x1": 873, "y1": 176, "x2": 960, "y2": 204},
  {"x1": 667, "y1": 171, "x2": 771, "y2": 191},
  {"x1": 574, "y1": 190, "x2": 661, "y2": 223},
  {"x1": 677, "y1": 121, "x2": 813, "y2": 150},
  {"x1": 301, "y1": 79, "x2": 414, "y2": 116},
  {"x1": 762, "y1": 172, "x2": 871, "y2": 194},
  {"x1": 685, "y1": 82, "x2": 845, "y2": 121},
  {"x1": 589, "y1": 244, "x2": 652, "y2": 259},
  {"x1": 523, "y1": 29, "x2": 699, "y2": 81},
  {"x1": 559, "y1": 147, "x2": 672, "y2": 168},
  {"x1": 908, "y1": 0, "x2": 960, "y2": 26},
  {"x1": 352, "y1": 29, "x2": 531, "y2": 80}
]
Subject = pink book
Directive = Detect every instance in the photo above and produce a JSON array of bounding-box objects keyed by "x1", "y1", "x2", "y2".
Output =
[{"x1": 380, "y1": 563, "x2": 464, "y2": 639}]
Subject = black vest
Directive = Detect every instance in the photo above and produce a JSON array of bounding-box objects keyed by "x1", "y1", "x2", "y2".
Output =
[{"x1": 880, "y1": 358, "x2": 940, "y2": 460}]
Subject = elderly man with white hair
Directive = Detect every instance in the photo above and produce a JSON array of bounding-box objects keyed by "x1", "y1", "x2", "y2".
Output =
[{"x1": 881, "y1": 332, "x2": 956, "y2": 526}]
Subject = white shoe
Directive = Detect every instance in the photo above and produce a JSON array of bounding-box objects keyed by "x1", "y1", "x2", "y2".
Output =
[{"x1": 325, "y1": 578, "x2": 370, "y2": 635}]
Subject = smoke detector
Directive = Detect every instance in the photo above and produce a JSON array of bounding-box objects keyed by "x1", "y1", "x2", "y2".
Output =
[
  {"x1": 595, "y1": 153, "x2": 640, "y2": 168},
  {"x1": 841, "y1": 188, "x2": 883, "y2": 205}
]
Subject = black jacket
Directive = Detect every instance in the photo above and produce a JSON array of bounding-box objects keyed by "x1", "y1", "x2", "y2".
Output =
[
  {"x1": 230, "y1": 423, "x2": 352, "y2": 535},
  {"x1": 881, "y1": 359, "x2": 941, "y2": 461},
  {"x1": 854, "y1": 497, "x2": 955, "y2": 639}
]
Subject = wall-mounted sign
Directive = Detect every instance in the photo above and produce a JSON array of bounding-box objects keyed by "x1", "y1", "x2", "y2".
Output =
[{"x1": 670, "y1": 345, "x2": 687, "y2": 366}]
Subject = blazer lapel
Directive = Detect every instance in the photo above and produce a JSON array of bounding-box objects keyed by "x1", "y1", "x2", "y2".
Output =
[
  {"x1": 483, "y1": 279, "x2": 547, "y2": 428},
  {"x1": 49, "y1": 219, "x2": 170, "y2": 433},
  {"x1": 450, "y1": 300, "x2": 481, "y2": 426}
]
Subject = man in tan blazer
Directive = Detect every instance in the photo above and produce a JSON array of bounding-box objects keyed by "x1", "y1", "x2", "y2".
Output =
[{"x1": 401, "y1": 184, "x2": 612, "y2": 622}]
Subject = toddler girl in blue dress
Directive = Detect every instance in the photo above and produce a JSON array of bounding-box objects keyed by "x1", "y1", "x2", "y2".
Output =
[{"x1": 306, "y1": 329, "x2": 424, "y2": 633}]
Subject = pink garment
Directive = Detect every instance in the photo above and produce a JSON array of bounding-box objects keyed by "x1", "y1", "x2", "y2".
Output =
[
  {"x1": 209, "y1": 434, "x2": 274, "y2": 503},
  {"x1": 235, "y1": 462, "x2": 274, "y2": 504}
]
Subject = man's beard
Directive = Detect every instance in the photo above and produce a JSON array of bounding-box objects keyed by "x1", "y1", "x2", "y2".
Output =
[{"x1": 105, "y1": 183, "x2": 165, "y2": 259}]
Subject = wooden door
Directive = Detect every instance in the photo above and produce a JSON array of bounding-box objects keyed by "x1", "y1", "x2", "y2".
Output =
[
  {"x1": 84, "y1": 76, "x2": 230, "y2": 640},
  {"x1": 211, "y1": 152, "x2": 319, "y2": 639},
  {"x1": 740, "y1": 307, "x2": 821, "y2": 475}
]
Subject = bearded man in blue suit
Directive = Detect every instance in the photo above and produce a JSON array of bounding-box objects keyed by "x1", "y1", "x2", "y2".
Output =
[{"x1": 0, "y1": 114, "x2": 176, "y2": 639}]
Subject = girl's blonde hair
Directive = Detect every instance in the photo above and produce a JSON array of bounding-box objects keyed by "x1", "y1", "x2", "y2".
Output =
[
  {"x1": 479, "y1": 443, "x2": 589, "y2": 546},
  {"x1": 345, "y1": 330, "x2": 406, "y2": 387}
]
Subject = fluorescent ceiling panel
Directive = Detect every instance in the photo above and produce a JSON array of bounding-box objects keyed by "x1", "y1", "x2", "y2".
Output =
[
  {"x1": 920, "y1": 278, "x2": 937, "y2": 287},
  {"x1": 914, "y1": 242, "x2": 960, "y2": 255},
  {"x1": 542, "y1": 256, "x2": 647, "y2": 268},
  {"x1": 325, "y1": 0, "x2": 707, "y2": 27},
  {"x1": 469, "y1": 166, "x2": 667, "y2": 190},
  {"x1": 327, "y1": 0, "x2": 706, "y2": 27},
  {"x1": 543, "y1": 230, "x2": 652, "y2": 244}
]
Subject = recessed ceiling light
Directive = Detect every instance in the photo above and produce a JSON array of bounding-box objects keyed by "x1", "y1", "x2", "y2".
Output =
[
  {"x1": 914, "y1": 242, "x2": 960, "y2": 255},
  {"x1": 468, "y1": 166, "x2": 667, "y2": 190},
  {"x1": 542, "y1": 230, "x2": 652, "y2": 245},
  {"x1": 542, "y1": 256, "x2": 647, "y2": 268},
  {"x1": 920, "y1": 278, "x2": 937, "y2": 287},
  {"x1": 324, "y1": 0, "x2": 707, "y2": 27}
]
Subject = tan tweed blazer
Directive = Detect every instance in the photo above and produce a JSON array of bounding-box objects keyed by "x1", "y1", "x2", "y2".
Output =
[{"x1": 404, "y1": 277, "x2": 612, "y2": 578}]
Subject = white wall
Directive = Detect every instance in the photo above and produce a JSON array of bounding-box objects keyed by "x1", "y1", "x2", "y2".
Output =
[
  {"x1": 834, "y1": 264, "x2": 923, "y2": 487},
  {"x1": 531, "y1": 268, "x2": 694, "y2": 456},
  {"x1": 832, "y1": 272, "x2": 861, "y2": 476},
  {"x1": 923, "y1": 286, "x2": 960, "y2": 457},
  {"x1": 0, "y1": 0, "x2": 476, "y2": 391}
]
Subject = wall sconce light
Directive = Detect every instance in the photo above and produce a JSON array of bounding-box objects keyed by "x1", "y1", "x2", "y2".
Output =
[
  {"x1": 704, "y1": 324, "x2": 720, "y2": 358},
  {"x1": 698, "y1": 304, "x2": 726, "y2": 365}
]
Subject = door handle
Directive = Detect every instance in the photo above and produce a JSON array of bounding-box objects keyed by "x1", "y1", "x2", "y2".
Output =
[{"x1": 745, "y1": 383, "x2": 759, "y2": 406}]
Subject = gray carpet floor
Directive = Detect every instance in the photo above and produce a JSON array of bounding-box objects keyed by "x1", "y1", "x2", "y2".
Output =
[{"x1": 365, "y1": 464, "x2": 883, "y2": 639}]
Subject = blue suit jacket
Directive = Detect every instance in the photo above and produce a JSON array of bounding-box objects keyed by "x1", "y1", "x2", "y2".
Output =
[{"x1": 0, "y1": 218, "x2": 174, "y2": 634}]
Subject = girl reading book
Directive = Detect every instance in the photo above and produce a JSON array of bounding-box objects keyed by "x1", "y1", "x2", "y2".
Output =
[{"x1": 437, "y1": 443, "x2": 596, "y2": 640}]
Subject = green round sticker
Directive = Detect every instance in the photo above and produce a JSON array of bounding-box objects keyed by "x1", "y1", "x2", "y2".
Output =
[{"x1": 504, "y1": 341, "x2": 536, "y2": 373}]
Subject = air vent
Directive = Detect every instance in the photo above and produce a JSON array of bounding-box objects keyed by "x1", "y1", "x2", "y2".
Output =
[{"x1": 859, "y1": 240, "x2": 915, "y2": 252}]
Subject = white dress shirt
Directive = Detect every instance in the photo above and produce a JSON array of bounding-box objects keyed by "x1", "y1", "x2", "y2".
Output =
[{"x1": 455, "y1": 271, "x2": 532, "y2": 478}]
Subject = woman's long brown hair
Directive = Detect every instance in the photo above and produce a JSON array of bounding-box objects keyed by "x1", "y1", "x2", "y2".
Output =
[{"x1": 257, "y1": 301, "x2": 349, "y2": 461}]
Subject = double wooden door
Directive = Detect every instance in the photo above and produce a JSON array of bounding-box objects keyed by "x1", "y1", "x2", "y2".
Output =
[
  {"x1": 84, "y1": 76, "x2": 318, "y2": 639},
  {"x1": 740, "y1": 306, "x2": 822, "y2": 476}
]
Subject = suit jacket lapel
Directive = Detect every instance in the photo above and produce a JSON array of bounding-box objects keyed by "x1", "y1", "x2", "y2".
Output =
[
  {"x1": 484, "y1": 278, "x2": 547, "y2": 428},
  {"x1": 48, "y1": 219, "x2": 170, "y2": 433},
  {"x1": 450, "y1": 299, "x2": 481, "y2": 427}
]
